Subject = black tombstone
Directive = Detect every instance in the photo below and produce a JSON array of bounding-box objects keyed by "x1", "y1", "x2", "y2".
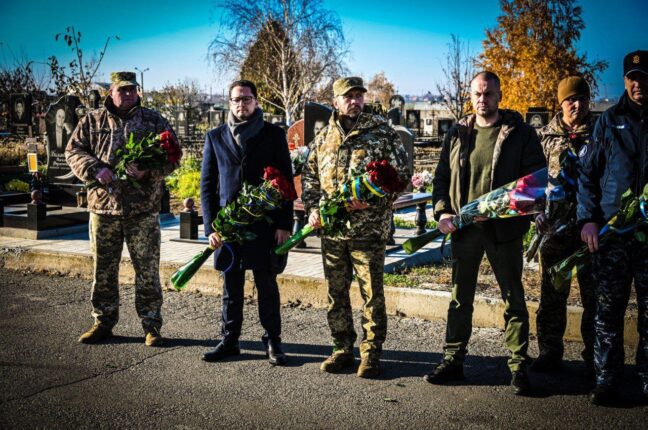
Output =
[
  {"x1": 526, "y1": 107, "x2": 551, "y2": 129},
  {"x1": 44, "y1": 95, "x2": 82, "y2": 185},
  {"x1": 10, "y1": 93, "x2": 32, "y2": 135},
  {"x1": 304, "y1": 102, "x2": 333, "y2": 146}
]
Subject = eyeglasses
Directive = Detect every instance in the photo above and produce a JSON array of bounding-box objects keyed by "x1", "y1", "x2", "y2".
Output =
[{"x1": 230, "y1": 96, "x2": 255, "y2": 105}]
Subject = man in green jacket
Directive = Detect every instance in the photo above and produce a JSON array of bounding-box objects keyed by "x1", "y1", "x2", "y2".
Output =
[{"x1": 424, "y1": 71, "x2": 545, "y2": 395}]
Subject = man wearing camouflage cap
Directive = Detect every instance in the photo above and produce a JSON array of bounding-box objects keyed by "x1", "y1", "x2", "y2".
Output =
[
  {"x1": 301, "y1": 77, "x2": 410, "y2": 378},
  {"x1": 532, "y1": 76, "x2": 596, "y2": 377},
  {"x1": 578, "y1": 50, "x2": 648, "y2": 405},
  {"x1": 66, "y1": 71, "x2": 181, "y2": 347}
]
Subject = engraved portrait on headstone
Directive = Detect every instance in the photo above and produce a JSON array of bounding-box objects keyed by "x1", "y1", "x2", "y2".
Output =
[
  {"x1": 438, "y1": 118, "x2": 453, "y2": 138},
  {"x1": 88, "y1": 90, "x2": 101, "y2": 109},
  {"x1": 406, "y1": 109, "x2": 420, "y2": 133},
  {"x1": 45, "y1": 95, "x2": 81, "y2": 183},
  {"x1": 304, "y1": 102, "x2": 333, "y2": 146},
  {"x1": 10, "y1": 93, "x2": 32, "y2": 132}
]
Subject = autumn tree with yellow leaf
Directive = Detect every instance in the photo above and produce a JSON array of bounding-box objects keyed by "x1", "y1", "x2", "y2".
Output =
[{"x1": 477, "y1": 0, "x2": 607, "y2": 114}]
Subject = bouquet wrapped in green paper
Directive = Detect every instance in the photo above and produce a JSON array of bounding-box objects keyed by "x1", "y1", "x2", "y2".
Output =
[{"x1": 171, "y1": 166, "x2": 297, "y2": 291}]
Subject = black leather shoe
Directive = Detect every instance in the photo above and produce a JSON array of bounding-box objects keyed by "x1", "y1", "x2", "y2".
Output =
[
  {"x1": 511, "y1": 371, "x2": 532, "y2": 396},
  {"x1": 530, "y1": 353, "x2": 562, "y2": 373},
  {"x1": 202, "y1": 341, "x2": 240, "y2": 362},
  {"x1": 590, "y1": 384, "x2": 614, "y2": 405},
  {"x1": 266, "y1": 339, "x2": 287, "y2": 366},
  {"x1": 423, "y1": 360, "x2": 464, "y2": 384}
]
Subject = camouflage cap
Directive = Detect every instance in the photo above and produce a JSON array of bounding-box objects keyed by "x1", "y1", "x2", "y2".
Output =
[
  {"x1": 333, "y1": 77, "x2": 367, "y2": 97},
  {"x1": 110, "y1": 71, "x2": 139, "y2": 89}
]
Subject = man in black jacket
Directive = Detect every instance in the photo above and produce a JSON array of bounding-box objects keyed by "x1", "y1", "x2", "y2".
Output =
[
  {"x1": 200, "y1": 80, "x2": 294, "y2": 365},
  {"x1": 424, "y1": 71, "x2": 545, "y2": 395},
  {"x1": 578, "y1": 50, "x2": 648, "y2": 405}
]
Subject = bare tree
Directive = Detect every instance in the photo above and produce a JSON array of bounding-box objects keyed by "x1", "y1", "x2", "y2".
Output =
[
  {"x1": 209, "y1": 0, "x2": 349, "y2": 124},
  {"x1": 436, "y1": 34, "x2": 474, "y2": 121},
  {"x1": 48, "y1": 26, "x2": 119, "y2": 104}
]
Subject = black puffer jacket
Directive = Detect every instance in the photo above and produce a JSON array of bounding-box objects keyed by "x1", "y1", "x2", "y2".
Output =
[{"x1": 577, "y1": 93, "x2": 648, "y2": 225}]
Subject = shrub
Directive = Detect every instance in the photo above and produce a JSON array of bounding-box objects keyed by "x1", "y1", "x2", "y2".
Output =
[
  {"x1": 166, "y1": 155, "x2": 201, "y2": 200},
  {"x1": 5, "y1": 179, "x2": 30, "y2": 192}
]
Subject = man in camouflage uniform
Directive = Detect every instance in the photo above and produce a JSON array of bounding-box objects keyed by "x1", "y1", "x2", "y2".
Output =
[
  {"x1": 301, "y1": 77, "x2": 410, "y2": 378},
  {"x1": 424, "y1": 72, "x2": 545, "y2": 395},
  {"x1": 532, "y1": 76, "x2": 597, "y2": 376},
  {"x1": 579, "y1": 50, "x2": 648, "y2": 405},
  {"x1": 66, "y1": 71, "x2": 180, "y2": 347}
]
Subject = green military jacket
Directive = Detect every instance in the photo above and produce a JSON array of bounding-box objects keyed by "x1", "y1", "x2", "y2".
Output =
[
  {"x1": 301, "y1": 112, "x2": 411, "y2": 241},
  {"x1": 432, "y1": 109, "x2": 545, "y2": 243},
  {"x1": 66, "y1": 97, "x2": 179, "y2": 216}
]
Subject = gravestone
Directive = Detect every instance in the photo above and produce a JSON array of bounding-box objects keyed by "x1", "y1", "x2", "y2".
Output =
[
  {"x1": 387, "y1": 107, "x2": 401, "y2": 126},
  {"x1": 287, "y1": 119, "x2": 304, "y2": 151},
  {"x1": 389, "y1": 95, "x2": 405, "y2": 126},
  {"x1": 437, "y1": 118, "x2": 454, "y2": 139},
  {"x1": 44, "y1": 95, "x2": 81, "y2": 184},
  {"x1": 526, "y1": 107, "x2": 550, "y2": 129},
  {"x1": 88, "y1": 90, "x2": 101, "y2": 109},
  {"x1": 0, "y1": 99, "x2": 8, "y2": 130},
  {"x1": 406, "y1": 109, "x2": 421, "y2": 135},
  {"x1": 208, "y1": 107, "x2": 225, "y2": 129},
  {"x1": 9, "y1": 93, "x2": 32, "y2": 135},
  {"x1": 392, "y1": 125, "x2": 414, "y2": 177},
  {"x1": 304, "y1": 102, "x2": 333, "y2": 146}
]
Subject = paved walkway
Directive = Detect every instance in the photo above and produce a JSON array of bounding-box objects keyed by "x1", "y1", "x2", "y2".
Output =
[{"x1": 0, "y1": 206, "x2": 437, "y2": 280}]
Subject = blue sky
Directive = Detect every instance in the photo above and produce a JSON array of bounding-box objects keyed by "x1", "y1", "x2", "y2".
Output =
[{"x1": 1, "y1": 0, "x2": 646, "y2": 99}]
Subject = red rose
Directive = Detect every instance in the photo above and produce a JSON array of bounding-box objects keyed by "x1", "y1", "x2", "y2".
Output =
[
  {"x1": 264, "y1": 166, "x2": 296, "y2": 201},
  {"x1": 366, "y1": 160, "x2": 404, "y2": 193}
]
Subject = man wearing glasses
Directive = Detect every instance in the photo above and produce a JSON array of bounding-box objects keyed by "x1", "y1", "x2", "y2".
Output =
[
  {"x1": 301, "y1": 77, "x2": 410, "y2": 378},
  {"x1": 200, "y1": 80, "x2": 294, "y2": 366}
]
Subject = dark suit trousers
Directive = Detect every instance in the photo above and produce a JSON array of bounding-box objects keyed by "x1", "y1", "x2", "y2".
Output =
[{"x1": 221, "y1": 267, "x2": 282, "y2": 344}]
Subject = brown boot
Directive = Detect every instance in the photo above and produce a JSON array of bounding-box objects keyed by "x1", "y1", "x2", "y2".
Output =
[
  {"x1": 145, "y1": 328, "x2": 163, "y2": 347},
  {"x1": 78, "y1": 323, "x2": 113, "y2": 344},
  {"x1": 357, "y1": 355, "x2": 380, "y2": 378},
  {"x1": 320, "y1": 351, "x2": 355, "y2": 373}
]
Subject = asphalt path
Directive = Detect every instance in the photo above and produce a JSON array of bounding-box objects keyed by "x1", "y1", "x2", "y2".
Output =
[{"x1": 0, "y1": 267, "x2": 646, "y2": 429}]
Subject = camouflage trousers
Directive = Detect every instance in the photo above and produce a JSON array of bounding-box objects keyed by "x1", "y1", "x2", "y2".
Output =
[
  {"x1": 592, "y1": 233, "x2": 648, "y2": 386},
  {"x1": 537, "y1": 229, "x2": 596, "y2": 361},
  {"x1": 90, "y1": 212, "x2": 163, "y2": 332},
  {"x1": 444, "y1": 225, "x2": 530, "y2": 372},
  {"x1": 321, "y1": 238, "x2": 387, "y2": 357}
]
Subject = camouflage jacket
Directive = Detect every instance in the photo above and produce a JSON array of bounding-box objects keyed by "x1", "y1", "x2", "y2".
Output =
[
  {"x1": 538, "y1": 112, "x2": 594, "y2": 180},
  {"x1": 301, "y1": 112, "x2": 410, "y2": 241},
  {"x1": 538, "y1": 113, "x2": 594, "y2": 231},
  {"x1": 65, "y1": 97, "x2": 180, "y2": 216}
]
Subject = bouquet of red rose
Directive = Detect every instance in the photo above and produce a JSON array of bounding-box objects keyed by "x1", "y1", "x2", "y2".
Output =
[
  {"x1": 402, "y1": 168, "x2": 548, "y2": 254},
  {"x1": 171, "y1": 166, "x2": 297, "y2": 290},
  {"x1": 274, "y1": 160, "x2": 405, "y2": 255},
  {"x1": 548, "y1": 184, "x2": 648, "y2": 291},
  {"x1": 87, "y1": 130, "x2": 181, "y2": 190}
]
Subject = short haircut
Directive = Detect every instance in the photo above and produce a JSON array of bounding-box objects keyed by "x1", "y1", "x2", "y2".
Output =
[
  {"x1": 471, "y1": 71, "x2": 501, "y2": 88},
  {"x1": 229, "y1": 80, "x2": 258, "y2": 98}
]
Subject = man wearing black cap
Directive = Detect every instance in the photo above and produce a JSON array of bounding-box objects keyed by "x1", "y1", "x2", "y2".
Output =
[{"x1": 578, "y1": 50, "x2": 648, "y2": 405}]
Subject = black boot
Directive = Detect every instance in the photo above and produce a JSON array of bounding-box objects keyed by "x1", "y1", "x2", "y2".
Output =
[
  {"x1": 590, "y1": 384, "x2": 615, "y2": 405},
  {"x1": 511, "y1": 371, "x2": 532, "y2": 396},
  {"x1": 530, "y1": 353, "x2": 562, "y2": 372},
  {"x1": 423, "y1": 360, "x2": 464, "y2": 384},
  {"x1": 266, "y1": 339, "x2": 287, "y2": 366},
  {"x1": 202, "y1": 340, "x2": 240, "y2": 362}
]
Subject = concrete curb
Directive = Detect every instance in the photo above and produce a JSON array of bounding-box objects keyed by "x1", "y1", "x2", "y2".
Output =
[{"x1": 0, "y1": 246, "x2": 638, "y2": 346}]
